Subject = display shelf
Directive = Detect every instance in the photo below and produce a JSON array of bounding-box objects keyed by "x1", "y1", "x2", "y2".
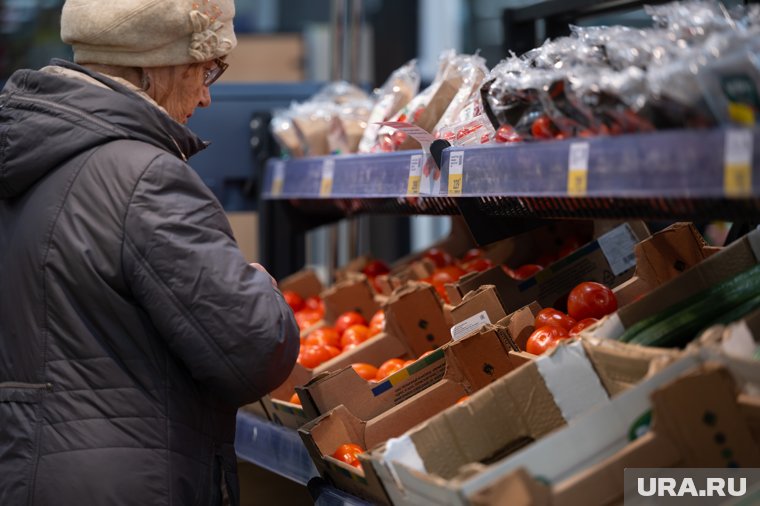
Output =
[
  {"x1": 235, "y1": 410, "x2": 318, "y2": 486},
  {"x1": 235, "y1": 411, "x2": 372, "y2": 505},
  {"x1": 263, "y1": 127, "x2": 760, "y2": 221}
]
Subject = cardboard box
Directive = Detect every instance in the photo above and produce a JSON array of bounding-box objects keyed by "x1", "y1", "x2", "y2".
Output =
[
  {"x1": 297, "y1": 310, "x2": 536, "y2": 422},
  {"x1": 367, "y1": 339, "x2": 684, "y2": 506},
  {"x1": 470, "y1": 363, "x2": 760, "y2": 506},
  {"x1": 449, "y1": 222, "x2": 650, "y2": 314},
  {"x1": 279, "y1": 268, "x2": 324, "y2": 299},
  {"x1": 595, "y1": 227, "x2": 760, "y2": 341},
  {"x1": 263, "y1": 283, "x2": 450, "y2": 429},
  {"x1": 297, "y1": 324, "x2": 534, "y2": 504}
]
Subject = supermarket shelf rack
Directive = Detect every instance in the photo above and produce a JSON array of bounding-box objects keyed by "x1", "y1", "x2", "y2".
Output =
[{"x1": 262, "y1": 127, "x2": 760, "y2": 222}]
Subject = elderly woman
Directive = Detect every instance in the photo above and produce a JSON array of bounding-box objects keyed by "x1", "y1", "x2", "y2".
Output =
[{"x1": 0, "y1": 1, "x2": 299, "y2": 505}]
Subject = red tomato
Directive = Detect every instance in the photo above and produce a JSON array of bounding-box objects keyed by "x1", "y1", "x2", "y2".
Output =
[
  {"x1": 461, "y1": 248, "x2": 484, "y2": 262},
  {"x1": 304, "y1": 327, "x2": 340, "y2": 348},
  {"x1": 437, "y1": 265, "x2": 467, "y2": 280},
  {"x1": 495, "y1": 124, "x2": 522, "y2": 143},
  {"x1": 375, "y1": 358, "x2": 406, "y2": 381},
  {"x1": 362, "y1": 259, "x2": 390, "y2": 278},
  {"x1": 304, "y1": 296, "x2": 324, "y2": 313},
  {"x1": 342, "y1": 342, "x2": 360, "y2": 353},
  {"x1": 403, "y1": 360, "x2": 416, "y2": 367},
  {"x1": 569, "y1": 318, "x2": 599, "y2": 337},
  {"x1": 423, "y1": 247, "x2": 453, "y2": 268},
  {"x1": 294, "y1": 309, "x2": 322, "y2": 331},
  {"x1": 534, "y1": 308, "x2": 577, "y2": 332},
  {"x1": 331, "y1": 443, "x2": 365, "y2": 468},
  {"x1": 511, "y1": 264, "x2": 543, "y2": 280},
  {"x1": 335, "y1": 311, "x2": 367, "y2": 336},
  {"x1": 368, "y1": 309, "x2": 385, "y2": 337},
  {"x1": 534, "y1": 253, "x2": 558, "y2": 267},
  {"x1": 461, "y1": 257, "x2": 494, "y2": 273},
  {"x1": 288, "y1": 392, "x2": 301, "y2": 405},
  {"x1": 557, "y1": 237, "x2": 582, "y2": 259},
  {"x1": 531, "y1": 115, "x2": 557, "y2": 139},
  {"x1": 526, "y1": 325, "x2": 570, "y2": 355},
  {"x1": 282, "y1": 290, "x2": 304, "y2": 313},
  {"x1": 323, "y1": 345, "x2": 341, "y2": 359},
  {"x1": 351, "y1": 363, "x2": 379, "y2": 381},
  {"x1": 456, "y1": 396, "x2": 470, "y2": 405},
  {"x1": 298, "y1": 345, "x2": 334, "y2": 369},
  {"x1": 567, "y1": 282, "x2": 618, "y2": 320},
  {"x1": 340, "y1": 324, "x2": 370, "y2": 348}
]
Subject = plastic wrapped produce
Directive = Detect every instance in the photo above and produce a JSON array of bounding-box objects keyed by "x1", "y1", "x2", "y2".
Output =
[
  {"x1": 271, "y1": 108, "x2": 306, "y2": 158},
  {"x1": 327, "y1": 99, "x2": 373, "y2": 154},
  {"x1": 357, "y1": 60, "x2": 420, "y2": 153},
  {"x1": 432, "y1": 54, "x2": 489, "y2": 136}
]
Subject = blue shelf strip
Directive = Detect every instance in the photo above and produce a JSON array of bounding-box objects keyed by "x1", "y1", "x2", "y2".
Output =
[
  {"x1": 234, "y1": 410, "x2": 318, "y2": 486},
  {"x1": 263, "y1": 127, "x2": 760, "y2": 200}
]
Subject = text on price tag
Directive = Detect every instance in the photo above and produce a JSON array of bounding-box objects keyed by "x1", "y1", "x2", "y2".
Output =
[
  {"x1": 567, "y1": 142, "x2": 590, "y2": 196},
  {"x1": 271, "y1": 161, "x2": 285, "y2": 196},
  {"x1": 448, "y1": 150, "x2": 465, "y2": 195},
  {"x1": 407, "y1": 154, "x2": 423, "y2": 195},
  {"x1": 319, "y1": 159, "x2": 335, "y2": 197},
  {"x1": 724, "y1": 129, "x2": 753, "y2": 197}
]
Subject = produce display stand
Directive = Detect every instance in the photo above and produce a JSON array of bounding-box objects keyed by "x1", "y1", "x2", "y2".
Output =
[{"x1": 243, "y1": 126, "x2": 760, "y2": 502}]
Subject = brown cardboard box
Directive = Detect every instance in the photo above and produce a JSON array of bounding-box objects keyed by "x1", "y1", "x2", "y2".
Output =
[
  {"x1": 449, "y1": 222, "x2": 650, "y2": 314},
  {"x1": 219, "y1": 34, "x2": 304, "y2": 82},
  {"x1": 367, "y1": 338, "x2": 686, "y2": 506},
  {"x1": 280, "y1": 269, "x2": 324, "y2": 299},
  {"x1": 297, "y1": 327, "x2": 533, "y2": 504},
  {"x1": 595, "y1": 227, "x2": 760, "y2": 340},
  {"x1": 297, "y1": 315, "x2": 535, "y2": 422},
  {"x1": 263, "y1": 283, "x2": 449, "y2": 429},
  {"x1": 470, "y1": 364, "x2": 760, "y2": 506}
]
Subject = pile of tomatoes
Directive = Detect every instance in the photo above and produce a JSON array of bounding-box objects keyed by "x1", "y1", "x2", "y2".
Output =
[
  {"x1": 525, "y1": 281, "x2": 618, "y2": 355},
  {"x1": 331, "y1": 443, "x2": 365, "y2": 471}
]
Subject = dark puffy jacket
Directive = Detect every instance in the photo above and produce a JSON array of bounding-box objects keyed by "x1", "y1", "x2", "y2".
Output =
[{"x1": 0, "y1": 60, "x2": 300, "y2": 506}]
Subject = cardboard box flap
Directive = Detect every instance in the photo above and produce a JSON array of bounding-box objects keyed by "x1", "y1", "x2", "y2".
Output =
[
  {"x1": 469, "y1": 468, "x2": 552, "y2": 506},
  {"x1": 616, "y1": 228, "x2": 760, "y2": 330},
  {"x1": 634, "y1": 222, "x2": 714, "y2": 287},
  {"x1": 651, "y1": 364, "x2": 760, "y2": 467},
  {"x1": 384, "y1": 283, "x2": 452, "y2": 357},
  {"x1": 580, "y1": 339, "x2": 683, "y2": 397},
  {"x1": 280, "y1": 269, "x2": 323, "y2": 298},
  {"x1": 322, "y1": 274, "x2": 379, "y2": 323},
  {"x1": 495, "y1": 302, "x2": 542, "y2": 351},
  {"x1": 450, "y1": 285, "x2": 509, "y2": 331}
]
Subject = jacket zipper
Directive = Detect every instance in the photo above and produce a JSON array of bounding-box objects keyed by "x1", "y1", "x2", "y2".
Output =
[
  {"x1": 0, "y1": 382, "x2": 53, "y2": 391},
  {"x1": 8, "y1": 94, "x2": 126, "y2": 136}
]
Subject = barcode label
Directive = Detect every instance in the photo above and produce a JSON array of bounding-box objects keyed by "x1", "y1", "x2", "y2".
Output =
[
  {"x1": 597, "y1": 223, "x2": 639, "y2": 276},
  {"x1": 450, "y1": 311, "x2": 491, "y2": 341}
]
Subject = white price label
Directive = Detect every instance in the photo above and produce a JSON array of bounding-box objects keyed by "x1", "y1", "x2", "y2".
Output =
[
  {"x1": 567, "y1": 142, "x2": 590, "y2": 196},
  {"x1": 407, "y1": 154, "x2": 423, "y2": 195},
  {"x1": 448, "y1": 150, "x2": 465, "y2": 195},
  {"x1": 450, "y1": 311, "x2": 491, "y2": 341},
  {"x1": 319, "y1": 159, "x2": 335, "y2": 197},
  {"x1": 724, "y1": 129, "x2": 753, "y2": 197},
  {"x1": 597, "y1": 223, "x2": 639, "y2": 276},
  {"x1": 270, "y1": 161, "x2": 285, "y2": 196}
]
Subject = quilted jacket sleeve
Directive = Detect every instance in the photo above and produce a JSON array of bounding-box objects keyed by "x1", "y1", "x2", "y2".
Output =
[{"x1": 122, "y1": 153, "x2": 299, "y2": 406}]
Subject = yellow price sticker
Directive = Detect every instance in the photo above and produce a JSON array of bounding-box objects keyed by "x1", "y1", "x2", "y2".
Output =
[
  {"x1": 407, "y1": 154, "x2": 423, "y2": 195},
  {"x1": 447, "y1": 151, "x2": 465, "y2": 196},
  {"x1": 270, "y1": 161, "x2": 285, "y2": 196},
  {"x1": 567, "y1": 142, "x2": 590, "y2": 196},
  {"x1": 724, "y1": 130, "x2": 753, "y2": 197},
  {"x1": 319, "y1": 159, "x2": 335, "y2": 197}
]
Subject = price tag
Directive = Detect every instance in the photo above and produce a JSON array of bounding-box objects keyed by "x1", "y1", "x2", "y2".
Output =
[
  {"x1": 447, "y1": 151, "x2": 465, "y2": 195},
  {"x1": 319, "y1": 159, "x2": 335, "y2": 197},
  {"x1": 407, "y1": 154, "x2": 423, "y2": 195},
  {"x1": 270, "y1": 161, "x2": 285, "y2": 196},
  {"x1": 567, "y1": 142, "x2": 590, "y2": 196},
  {"x1": 724, "y1": 129, "x2": 753, "y2": 197}
]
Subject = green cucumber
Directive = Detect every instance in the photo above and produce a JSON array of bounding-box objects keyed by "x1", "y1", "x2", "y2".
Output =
[{"x1": 619, "y1": 263, "x2": 760, "y2": 348}]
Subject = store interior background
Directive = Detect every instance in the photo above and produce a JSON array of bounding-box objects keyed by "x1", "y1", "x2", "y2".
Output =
[{"x1": 0, "y1": 1, "x2": 744, "y2": 503}]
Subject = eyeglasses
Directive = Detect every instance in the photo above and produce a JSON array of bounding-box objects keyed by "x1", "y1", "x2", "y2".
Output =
[{"x1": 203, "y1": 58, "x2": 228, "y2": 87}]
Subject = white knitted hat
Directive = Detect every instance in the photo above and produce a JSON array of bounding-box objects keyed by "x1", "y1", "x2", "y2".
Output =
[{"x1": 60, "y1": 0, "x2": 236, "y2": 67}]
